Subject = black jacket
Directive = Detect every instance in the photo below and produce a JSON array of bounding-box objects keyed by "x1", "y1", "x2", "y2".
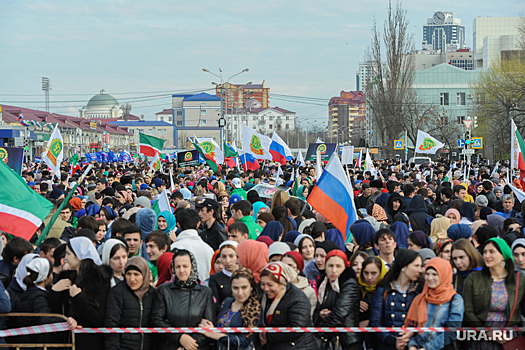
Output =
[
  {"x1": 104, "y1": 281, "x2": 156, "y2": 350},
  {"x1": 199, "y1": 220, "x2": 228, "y2": 251},
  {"x1": 49, "y1": 265, "x2": 112, "y2": 350},
  {"x1": 150, "y1": 282, "x2": 215, "y2": 350},
  {"x1": 405, "y1": 195, "x2": 431, "y2": 232},
  {"x1": 263, "y1": 283, "x2": 317, "y2": 350},
  {"x1": 209, "y1": 271, "x2": 232, "y2": 313},
  {"x1": 315, "y1": 267, "x2": 360, "y2": 347}
]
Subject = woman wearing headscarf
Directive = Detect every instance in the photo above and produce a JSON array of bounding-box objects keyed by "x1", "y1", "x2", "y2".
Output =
[
  {"x1": 209, "y1": 241, "x2": 239, "y2": 312},
  {"x1": 294, "y1": 234, "x2": 316, "y2": 263},
  {"x1": 86, "y1": 204, "x2": 101, "y2": 217},
  {"x1": 49, "y1": 237, "x2": 112, "y2": 350},
  {"x1": 487, "y1": 213, "x2": 505, "y2": 236},
  {"x1": 297, "y1": 185, "x2": 308, "y2": 201},
  {"x1": 70, "y1": 197, "x2": 82, "y2": 212},
  {"x1": 460, "y1": 202, "x2": 476, "y2": 224},
  {"x1": 282, "y1": 251, "x2": 317, "y2": 317},
  {"x1": 406, "y1": 257, "x2": 464, "y2": 350},
  {"x1": 156, "y1": 210, "x2": 176, "y2": 235},
  {"x1": 461, "y1": 183, "x2": 475, "y2": 203},
  {"x1": 391, "y1": 222, "x2": 410, "y2": 249},
  {"x1": 6, "y1": 253, "x2": 38, "y2": 303},
  {"x1": 314, "y1": 249, "x2": 361, "y2": 350},
  {"x1": 450, "y1": 238, "x2": 483, "y2": 294},
  {"x1": 136, "y1": 208, "x2": 157, "y2": 238},
  {"x1": 326, "y1": 228, "x2": 346, "y2": 252},
  {"x1": 237, "y1": 240, "x2": 269, "y2": 285},
  {"x1": 385, "y1": 193, "x2": 404, "y2": 224},
  {"x1": 303, "y1": 241, "x2": 340, "y2": 294},
  {"x1": 407, "y1": 231, "x2": 432, "y2": 251},
  {"x1": 405, "y1": 195, "x2": 431, "y2": 232},
  {"x1": 252, "y1": 201, "x2": 268, "y2": 222},
  {"x1": 429, "y1": 216, "x2": 451, "y2": 244},
  {"x1": 260, "y1": 221, "x2": 284, "y2": 242},
  {"x1": 369, "y1": 249, "x2": 424, "y2": 350},
  {"x1": 151, "y1": 249, "x2": 215, "y2": 350},
  {"x1": 102, "y1": 238, "x2": 129, "y2": 287},
  {"x1": 372, "y1": 203, "x2": 389, "y2": 224},
  {"x1": 447, "y1": 224, "x2": 473, "y2": 241},
  {"x1": 155, "y1": 252, "x2": 174, "y2": 287},
  {"x1": 434, "y1": 238, "x2": 453, "y2": 263},
  {"x1": 104, "y1": 257, "x2": 156, "y2": 350},
  {"x1": 463, "y1": 238, "x2": 525, "y2": 350},
  {"x1": 512, "y1": 239, "x2": 525, "y2": 276},
  {"x1": 200, "y1": 268, "x2": 262, "y2": 350},
  {"x1": 283, "y1": 230, "x2": 300, "y2": 243},
  {"x1": 445, "y1": 208, "x2": 461, "y2": 225},
  {"x1": 351, "y1": 220, "x2": 376, "y2": 256},
  {"x1": 259, "y1": 262, "x2": 317, "y2": 350}
]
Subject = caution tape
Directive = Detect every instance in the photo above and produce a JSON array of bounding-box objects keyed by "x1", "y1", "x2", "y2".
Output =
[
  {"x1": 0, "y1": 322, "x2": 70, "y2": 337},
  {"x1": 74, "y1": 326, "x2": 525, "y2": 334}
]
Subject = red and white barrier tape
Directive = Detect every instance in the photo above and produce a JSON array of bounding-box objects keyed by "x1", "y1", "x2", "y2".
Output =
[
  {"x1": 74, "y1": 326, "x2": 525, "y2": 334},
  {"x1": 0, "y1": 322, "x2": 69, "y2": 337}
]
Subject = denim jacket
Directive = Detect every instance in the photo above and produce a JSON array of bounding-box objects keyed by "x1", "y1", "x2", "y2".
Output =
[{"x1": 408, "y1": 294, "x2": 464, "y2": 350}]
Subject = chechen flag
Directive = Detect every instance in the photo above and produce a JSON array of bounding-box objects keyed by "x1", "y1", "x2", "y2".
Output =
[
  {"x1": 139, "y1": 133, "x2": 165, "y2": 157},
  {"x1": 0, "y1": 160, "x2": 53, "y2": 240},
  {"x1": 514, "y1": 127, "x2": 525, "y2": 189},
  {"x1": 307, "y1": 152, "x2": 358, "y2": 240}
]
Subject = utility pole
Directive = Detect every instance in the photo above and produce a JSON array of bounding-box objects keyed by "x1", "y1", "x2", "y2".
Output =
[{"x1": 42, "y1": 77, "x2": 51, "y2": 112}]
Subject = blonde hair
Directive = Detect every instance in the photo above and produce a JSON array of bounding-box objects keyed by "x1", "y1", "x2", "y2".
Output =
[{"x1": 271, "y1": 190, "x2": 290, "y2": 212}]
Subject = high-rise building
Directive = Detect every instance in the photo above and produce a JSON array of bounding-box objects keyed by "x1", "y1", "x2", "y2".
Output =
[
  {"x1": 422, "y1": 12, "x2": 466, "y2": 52},
  {"x1": 356, "y1": 62, "x2": 387, "y2": 91},
  {"x1": 472, "y1": 17, "x2": 521, "y2": 69},
  {"x1": 328, "y1": 91, "x2": 366, "y2": 145},
  {"x1": 215, "y1": 81, "x2": 269, "y2": 109}
]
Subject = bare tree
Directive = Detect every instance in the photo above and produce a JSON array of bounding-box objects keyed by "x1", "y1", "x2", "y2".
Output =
[{"x1": 365, "y1": 0, "x2": 416, "y2": 157}]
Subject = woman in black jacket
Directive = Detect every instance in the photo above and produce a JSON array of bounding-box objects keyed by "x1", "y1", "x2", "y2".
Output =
[
  {"x1": 49, "y1": 236, "x2": 112, "y2": 350},
  {"x1": 259, "y1": 261, "x2": 317, "y2": 350},
  {"x1": 209, "y1": 240, "x2": 239, "y2": 311},
  {"x1": 315, "y1": 249, "x2": 361, "y2": 350},
  {"x1": 104, "y1": 256, "x2": 156, "y2": 350},
  {"x1": 150, "y1": 248, "x2": 215, "y2": 350}
]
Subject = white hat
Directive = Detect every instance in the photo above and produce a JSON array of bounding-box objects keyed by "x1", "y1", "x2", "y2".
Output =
[
  {"x1": 268, "y1": 242, "x2": 290, "y2": 259},
  {"x1": 232, "y1": 178, "x2": 242, "y2": 189}
]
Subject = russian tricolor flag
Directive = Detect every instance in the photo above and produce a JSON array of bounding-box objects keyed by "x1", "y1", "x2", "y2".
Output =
[
  {"x1": 269, "y1": 132, "x2": 293, "y2": 165},
  {"x1": 307, "y1": 152, "x2": 357, "y2": 240},
  {"x1": 239, "y1": 151, "x2": 260, "y2": 171}
]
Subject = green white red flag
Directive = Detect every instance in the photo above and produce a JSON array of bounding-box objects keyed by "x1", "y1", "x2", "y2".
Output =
[{"x1": 139, "y1": 133, "x2": 165, "y2": 157}]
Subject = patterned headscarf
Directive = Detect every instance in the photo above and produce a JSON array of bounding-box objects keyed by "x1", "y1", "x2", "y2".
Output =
[
  {"x1": 171, "y1": 249, "x2": 199, "y2": 288},
  {"x1": 231, "y1": 268, "x2": 261, "y2": 334}
]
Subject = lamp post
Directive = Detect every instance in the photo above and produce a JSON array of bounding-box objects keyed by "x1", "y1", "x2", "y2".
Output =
[{"x1": 202, "y1": 68, "x2": 249, "y2": 146}]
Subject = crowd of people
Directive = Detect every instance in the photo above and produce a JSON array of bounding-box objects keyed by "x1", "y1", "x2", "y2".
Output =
[{"x1": 0, "y1": 157, "x2": 524, "y2": 350}]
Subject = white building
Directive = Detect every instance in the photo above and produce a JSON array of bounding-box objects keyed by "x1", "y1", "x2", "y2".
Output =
[
  {"x1": 356, "y1": 62, "x2": 387, "y2": 91},
  {"x1": 423, "y1": 12, "x2": 466, "y2": 52},
  {"x1": 473, "y1": 17, "x2": 521, "y2": 69},
  {"x1": 155, "y1": 108, "x2": 173, "y2": 123},
  {"x1": 408, "y1": 49, "x2": 474, "y2": 71},
  {"x1": 224, "y1": 107, "x2": 296, "y2": 141},
  {"x1": 79, "y1": 89, "x2": 124, "y2": 119}
]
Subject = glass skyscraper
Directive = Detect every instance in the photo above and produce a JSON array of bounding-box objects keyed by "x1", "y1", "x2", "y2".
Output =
[{"x1": 422, "y1": 12, "x2": 466, "y2": 52}]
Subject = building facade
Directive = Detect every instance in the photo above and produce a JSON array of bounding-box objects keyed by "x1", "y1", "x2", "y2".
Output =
[
  {"x1": 356, "y1": 62, "x2": 387, "y2": 92},
  {"x1": 422, "y1": 12, "x2": 466, "y2": 52},
  {"x1": 473, "y1": 17, "x2": 521, "y2": 69},
  {"x1": 410, "y1": 49, "x2": 474, "y2": 71},
  {"x1": 216, "y1": 81, "x2": 269, "y2": 109},
  {"x1": 78, "y1": 89, "x2": 125, "y2": 119},
  {"x1": 224, "y1": 107, "x2": 296, "y2": 141},
  {"x1": 155, "y1": 109, "x2": 173, "y2": 123},
  {"x1": 328, "y1": 91, "x2": 366, "y2": 146}
]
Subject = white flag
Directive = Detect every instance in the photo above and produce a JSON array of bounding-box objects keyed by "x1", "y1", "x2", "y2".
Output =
[
  {"x1": 415, "y1": 130, "x2": 444, "y2": 154},
  {"x1": 297, "y1": 150, "x2": 305, "y2": 167},
  {"x1": 157, "y1": 189, "x2": 172, "y2": 213},
  {"x1": 149, "y1": 152, "x2": 161, "y2": 172},
  {"x1": 365, "y1": 149, "x2": 377, "y2": 178},
  {"x1": 512, "y1": 120, "x2": 521, "y2": 170},
  {"x1": 241, "y1": 125, "x2": 272, "y2": 160},
  {"x1": 195, "y1": 136, "x2": 225, "y2": 164},
  {"x1": 316, "y1": 149, "x2": 323, "y2": 181},
  {"x1": 169, "y1": 168, "x2": 175, "y2": 193},
  {"x1": 42, "y1": 125, "x2": 64, "y2": 177},
  {"x1": 341, "y1": 146, "x2": 354, "y2": 165},
  {"x1": 316, "y1": 137, "x2": 324, "y2": 143}
]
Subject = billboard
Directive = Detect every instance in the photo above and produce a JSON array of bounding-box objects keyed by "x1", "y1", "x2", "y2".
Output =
[
  {"x1": 0, "y1": 146, "x2": 24, "y2": 175},
  {"x1": 305, "y1": 143, "x2": 337, "y2": 161},
  {"x1": 177, "y1": 150, "x2": 199, "y2": 167}
]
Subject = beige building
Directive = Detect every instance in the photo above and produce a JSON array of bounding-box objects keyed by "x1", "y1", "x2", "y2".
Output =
[{"x1": 473, "y1": 17, "x2": 521, "y2": 69}]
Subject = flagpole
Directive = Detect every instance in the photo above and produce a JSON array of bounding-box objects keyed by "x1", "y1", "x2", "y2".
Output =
[{"x1": 36, "y1": 164, "x2": 93, "y2": 246}]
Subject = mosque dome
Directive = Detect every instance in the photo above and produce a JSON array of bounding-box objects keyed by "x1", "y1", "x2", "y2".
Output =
[{"x1": 86, "y1": 89, "x2": 119, "y2": 108}]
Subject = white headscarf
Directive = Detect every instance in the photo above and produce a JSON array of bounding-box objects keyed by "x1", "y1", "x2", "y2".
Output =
[
  {"x1": 69, "y1": 237, "x2": 102, "y2": 265},
  {"x1": 15, "y1": 253, "x2": 38, "y2": 291},
  {"x1": 26, "y1": 258, "x2": 50, "y2": 284},
  {"x1": 102, "y1": 239, "x2": 127, "y2": 266}
]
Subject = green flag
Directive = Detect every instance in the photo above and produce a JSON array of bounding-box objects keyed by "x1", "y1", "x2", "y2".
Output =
[
  {"x1": 516, "y1": 128, "x2": 525, "y2": 167},
  {"x1": 193, "y1": 142, "x2": 220, "y2": 172},
  {"x1": 223, "y1": 141, "x2": 239, "y2": 158}
]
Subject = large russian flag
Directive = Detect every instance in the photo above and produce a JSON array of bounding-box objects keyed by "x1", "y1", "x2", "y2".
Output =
[
  {"x1": 307, "y1": 153, "x2": 357, "y2": 240},
  {"x1": 269, "y1": 132, "x2": 293, "y2": 165}
]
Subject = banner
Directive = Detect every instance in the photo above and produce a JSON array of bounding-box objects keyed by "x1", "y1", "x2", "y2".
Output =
[
  {"x1": 0, "y1": 146, "x2": 24, "y2": 175},
  {"x1": 415, "y1": 130, "x2": 444, "y2": 154},
  {"x1": 42, "y1": 126, "x2": 64, "y2": 176},
  {"x1": 305, "y1": 143, "x2": 337, "y2": 161},
  {"x1": 177, "y1": 150, "x2": 199, "y2": 167}
]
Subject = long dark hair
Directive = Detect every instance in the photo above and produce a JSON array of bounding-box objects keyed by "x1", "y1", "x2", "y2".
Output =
[{"x1": 379, "y1": 249, "x2": 422, "y2": 287}]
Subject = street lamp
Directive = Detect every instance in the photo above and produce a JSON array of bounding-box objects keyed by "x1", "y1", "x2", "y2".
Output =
[{"x1": 202, "y1": 68, "x2": 250, "y2": 145}]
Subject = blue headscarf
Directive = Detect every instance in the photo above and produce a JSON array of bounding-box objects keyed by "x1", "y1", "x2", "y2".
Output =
[
  {"x1": 136, "y1": 208, "x2": 157, "y2": 238},
  {"x1": 351, "y1": 220, "x2": 376, "y2": 247},
  {"x1": 261, "y1": 221, "x2": 284, "y2": 242},
  {"x1": 102, "y1": 206, "x2": 117, "y2": 220},
  {"x1": 283, "y1": 230, "x2": 301, "y2": 243},
  {"x1": 86, "y1": 204, "x2": 101, "y2": 217},
  {"x1": 391, "y1": 221, "x2": 410, "y2": 249},
  {"x1": 447, "y1": 224, "x2": 473, "y2": 241},
  {"x1": 376, "y1": 193, "x2": 390, "y2": 209},
  {"x1": 326, "y1": 228, "x2": 346, "y2": 252},
  {"x1": 157, "y1": 210, "x2": 176, "y2": 234},
  {"x1": 76, "y1": 209, "x2": 86, "y2": 219},
  {"x1": 252, "y1": 202, "x2": 268, "y2": 221},
  {"x1": 460, "y1": 202, "x2": 476, "y2": 223}
]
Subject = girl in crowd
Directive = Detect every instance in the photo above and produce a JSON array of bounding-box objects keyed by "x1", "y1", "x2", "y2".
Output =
[
  {"x1": 406, "y1": 258, "x2": 465, "y2": 350},
  {"x1": 358, "y1": 257, "x2": 387, "y2": 326},
  {"x1": 294, "y1": 234, "x2": 316, "y2": 263},
  {"x1": 260, "y1": 221, "x2": 284, "y2": 242},
  {"x1": 512, "y1": 239, "x2": 525, "y2": 275},
  {"x1": 155, "y1": 252, "x2": 174, "y2": 287},
  {"x1": 369, "y1": 249, "x2": 423, "y2": 350},
  {"x1": 350, "y1": 251, "x2": 369, "y2": 277},
  {"x1": 50, "y1": 236, "x2": 112, "y2": 350},
  {"x1": 407, "y1": 231, "x2": 432, "y2": 252},
  {"x1": 150, "y1": 249, "x2": 215, "y2": 350},
  {"x1": 429, "y1": 216, "x2": 451, "y2": 244},
  {"x1": 445, "y1": 209, "x2": 461, "y2": 225},
  {"x1": 451, "y1": 238, "x2": 483, "y2": 294},
  {"x1": 434, "y1": 238, "x2": 453, "y2": 263},
  {"x1": 157, "y1": 210, "x2": 176, "y2": 235},
  {"x1": 200, "y1": 268, "x2": 262, "y2": 350},
  {"x1": 259, "y1": 262, "x2": 317, "y2": 350},
  {"x1": 94, "y1": 220, "x2": 107, "y2": 247},
  {"x1": 102, "y1": 238, "x2": 129, "y2": 287},
  {"x1": 351, "y1": 220, "x2": 376, "y2": 256},
  {"x1": 315, "y1": 250, "x2": 361, "y2": 350},
  {"x1": 237, "y1": 240, "x2": 269, "y2": 287},
  {"x1": 104, "y1": 257, "x2": 156, "y2": 350},
  {"x1": 303, "y1": 241, "x2": 340, "y2": 293},
  {"x1": 7, "y1": 253, "x2": 38, "y2": 302},
  {"x1": 209, "y1": 241, "x2": 239, "y2": 311},
  {"x1": 281, "y1": 251, "x2": 317, "y2": 316},
  {"x1": 463, "y1": 238, "x2": 525, "y2": 350}
]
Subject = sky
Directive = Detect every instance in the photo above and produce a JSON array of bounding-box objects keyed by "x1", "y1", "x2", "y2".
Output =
[{"x1": 0, "y1": 0, "x2": 522, "y2": 127}]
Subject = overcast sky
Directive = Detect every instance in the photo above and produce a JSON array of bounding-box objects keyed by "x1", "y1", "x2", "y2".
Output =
[{"x1": 0, "y1": 0, "x2": 522, "y2": 126}]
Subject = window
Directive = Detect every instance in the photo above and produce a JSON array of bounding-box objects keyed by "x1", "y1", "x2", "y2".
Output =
[
  {"x1": 138, "y1": 129, "x2": 144, "y2": 134},
  {"x1": 176, "y1": 121, "x2": 183, "y2": 126},
  {"x1": 286, "y1": 116, "x2": 290, "y2": 120},
  {"x1": 159, "y1": 116, "x2": 164, "y2": 121},
  {"x1": 252, "y1": 125, "x2": 256, "y2": 129},
  {"x1": 457, "y1": 116, "x2": 465, "y2": 124},
  {"x1": 200, "y1": 103, "x2": 207, "y2": 106},
  {"x1": 457, "y1": 93, "x2": 466, "y2": 106},
  {"x1": 269, "y1": 124, "x2": 273, "y2": 129},
  {"x1": 200, "y1": 120, "x2": 207, "y2": 126},
  {"x1": 286, "y1": 124, "x2": 289, "y2": 129},
  {"x1": 432, "y1": 64, "x2": 436, "y2": 67},
  {"x1": 176, "y1": 111, "x2": 183, "y2": 116},
  {"x1": 201, "y1": 110, "x2": 207, "y2": 115},
  {"x1": 148, "y1": 129, "x2": 154, "y2": 135},
  {"x1": 440, "y1": 93, "x2": 449, "y2": 106},
  {"x1": 158, "y1": 129, "x2": 164, "y2": 135},
  {"x1": 422, "y1": 64, "x2": 426, "y2": 69},
  {"x1": 168, "y1": 117, "x2": 172, "y2": 122},
  {"x1": 441, "y1": 116, "x2": 449, "y2": 124},
  {"x1": 269, "y1": 116, "x2": 273, "y2": 120}
]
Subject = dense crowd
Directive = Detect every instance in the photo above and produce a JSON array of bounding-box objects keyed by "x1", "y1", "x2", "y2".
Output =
[{"x1": 0, "y1": 157, "x2": 524, "y2": 350}]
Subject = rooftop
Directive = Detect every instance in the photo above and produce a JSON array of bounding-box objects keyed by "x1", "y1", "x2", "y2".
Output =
[{"x1": 109, "y1": 120, "x2": 173, "y2": 127}]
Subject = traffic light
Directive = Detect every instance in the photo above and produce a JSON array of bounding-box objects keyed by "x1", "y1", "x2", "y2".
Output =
[{"x1": 465, "y1": 130, "x2": 471, "y2": 148}]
